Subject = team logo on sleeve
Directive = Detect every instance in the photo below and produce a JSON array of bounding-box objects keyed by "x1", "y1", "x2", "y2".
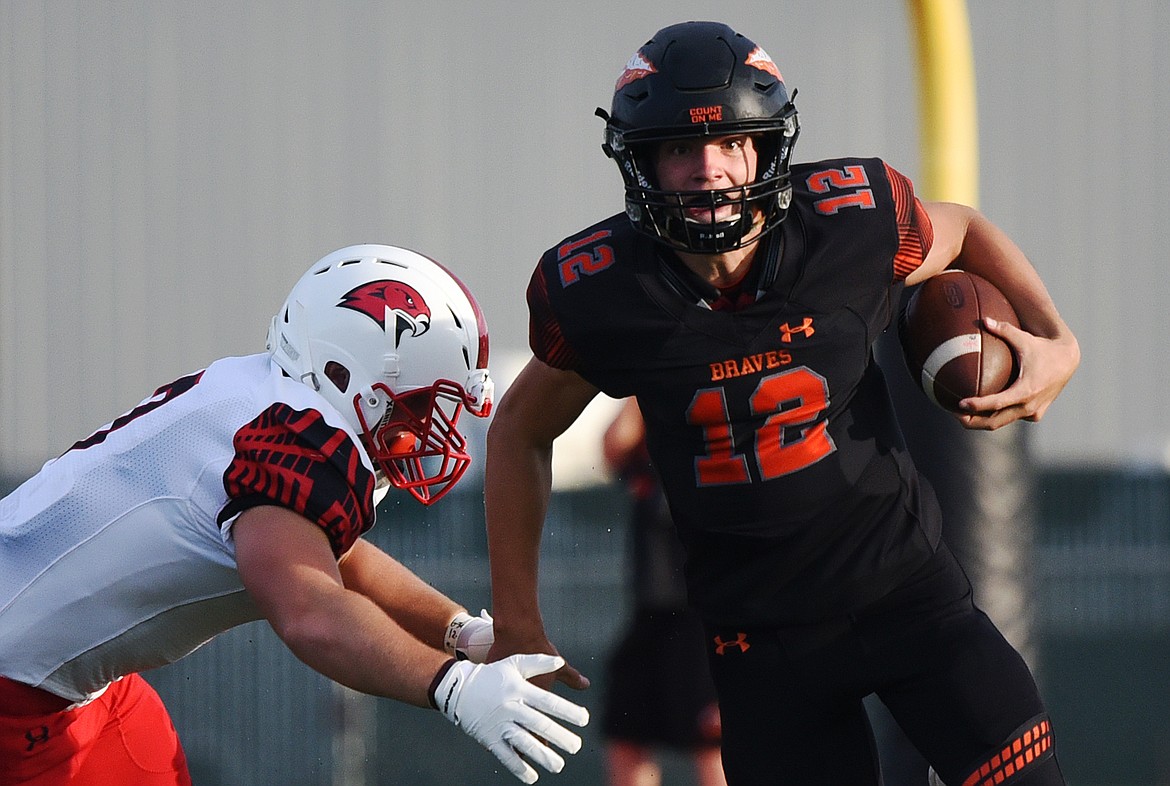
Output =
[{"x1": 338, "y1": 280, "x2": 431, "y2": 345}]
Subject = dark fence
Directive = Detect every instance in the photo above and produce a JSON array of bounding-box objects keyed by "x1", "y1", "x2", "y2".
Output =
[
  {"x1": 1032, "y1": 470, "x2": 1170, "y2": 785},
  {"x1": 3, "y1": 470, "x2": 1166, "y2": 785}
]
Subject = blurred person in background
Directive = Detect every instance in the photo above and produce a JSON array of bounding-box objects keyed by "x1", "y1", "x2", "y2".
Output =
[
  {"x1": 0, "y1": 245, "x2": 586, "y2": 786},
  {"x1": 601, "y1": 397, "x2": 726, "y2": 786},
  {"x1": 484, "y1": 21, "x2": 1078, "y2": 786}
]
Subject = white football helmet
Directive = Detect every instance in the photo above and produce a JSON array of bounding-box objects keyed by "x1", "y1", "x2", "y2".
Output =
[{"x1": 267, "y1": 244, "x2": 493, "y2": 505}]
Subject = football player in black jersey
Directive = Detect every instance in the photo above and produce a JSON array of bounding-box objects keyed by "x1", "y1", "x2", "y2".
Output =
[{"x1": 484, "y1": 21, "x2": 1079, "y2": 786}]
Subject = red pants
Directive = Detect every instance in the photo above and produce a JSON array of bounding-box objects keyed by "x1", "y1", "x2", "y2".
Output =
[{"x1": 0, "y1": 674, "x2": 191, "y2": 786}]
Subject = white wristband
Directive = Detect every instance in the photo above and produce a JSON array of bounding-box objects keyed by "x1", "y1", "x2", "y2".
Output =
[
  {"x1": 444, "y1": 612, "x2": 475, "y2": 656},
  {"x1": 444, "y1": 609, "x2": 495, "y2": 662}
]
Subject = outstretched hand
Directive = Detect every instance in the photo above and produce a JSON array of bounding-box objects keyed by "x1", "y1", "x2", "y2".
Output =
[
  {"x1": 956, "y1": 317, "x2": 1080, "y2": 431},
  {"x1": 433, "y1": 654, "x2": 590, "y2": 784},
  {"x1": 487, "y1": 628, "x2": 590, "y2": 691}
]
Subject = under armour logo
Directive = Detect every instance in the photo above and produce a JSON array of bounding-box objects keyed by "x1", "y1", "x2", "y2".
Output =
[
  {"x1": 25, "y1": 725, "x2": 50, "y2": 751},
  {"x1": 779, "y1": 317, "x2": 815, "y2": 342},
  {"x1": 713, "y1": 632, "x2": 750, "y2": 655}
]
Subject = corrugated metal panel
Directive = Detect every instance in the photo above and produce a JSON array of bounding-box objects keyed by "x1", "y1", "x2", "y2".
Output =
[
  {"x1": 1, "y1": 4, "x2": 1167, "y2": 467},
  {"x1": 970, "y1": 1, "x2": 1170, "y2": 467},
  {"x1": 1, "y1": 0, "x2": 911, "y2": 480}
]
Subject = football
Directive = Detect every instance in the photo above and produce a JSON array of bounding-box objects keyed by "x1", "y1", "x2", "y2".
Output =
[{"x1": 899, "y1": 270, "x2": 1019, "y2": 413}]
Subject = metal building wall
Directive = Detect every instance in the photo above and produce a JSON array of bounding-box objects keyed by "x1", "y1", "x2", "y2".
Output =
[
  {"x1": 966, "y1": 2, "x2": 1170, "y2": 467},
  {"x1": 6, "y1": 2, "x2": 1165, "y2": 482}
]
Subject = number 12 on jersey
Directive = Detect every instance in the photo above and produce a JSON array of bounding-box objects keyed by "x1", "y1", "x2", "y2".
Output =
[
  {"x1": 686, "y1": 368, "x2": 836, "y2": 486},
  {"x1": 808, "y1": 165, "x2": 876, "y2": 216}
]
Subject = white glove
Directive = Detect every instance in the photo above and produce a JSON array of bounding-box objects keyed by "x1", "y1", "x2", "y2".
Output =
[
  {"x1": 444, "y1": 609, "x2": 495, "y2": 663},
  {"x1": 431, "y1": 653, "x2": 589, "y2": 784}
]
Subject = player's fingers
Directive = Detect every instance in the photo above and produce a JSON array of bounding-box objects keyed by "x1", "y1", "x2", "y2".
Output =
[
  {"x1": 960, "y1": 376, "x2": 1051, "y2": 426},
  {"x1": 955, "y1": 412, "x2": 998, "y2": 431},
  {"x1": 958, "y1": 371, "x2": 1035, "y2": 417},
  {"x1": 512, "y1": 653, "x2": 564, "y2": 680},
  {"x1": 486, "y1": 739, "x2": 539, "y2": 784},
  {"x1": 526, "y1": 670, "x2": 557, "y2": 691},
  {"x1": 512, "y1": 702, "x2": 585, "y2": 752},
  {"x1": 981, "y1": 317, "x2": 1033, "y2": 361},
  {"x1": 554, "y1": 660, "x2": 591, "y2": 691},
  {"x1": 503, "y1": 725, "x2": 568, "y2": 774},
  {"x1": 957, "y1": 392, "x2": 1014, "y2": 417},
  {"x1": 519, "y1": 685, "x2": 590, "y2": 730},
  {"x1": 511, "y1": 652, "x2": 590, "y2": 690},
  {"x1": 981, "y1": 315, "x2": 1019, "y2": 337},
  {"x1": 956, "y1": 404, "x2": 1028, "y2": 431}
]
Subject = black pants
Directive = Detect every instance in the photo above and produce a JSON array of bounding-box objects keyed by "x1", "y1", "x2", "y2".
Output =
[
  {"x1": 704, "y1": 544, "x2": 1066, "y2": 785},
  {"x1": 602, "y1": 607, "x2": 720, "y2": 748}
]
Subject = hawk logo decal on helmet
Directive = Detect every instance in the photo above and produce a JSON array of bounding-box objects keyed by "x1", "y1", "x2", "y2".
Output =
[
  {"x1": 615, "y1": 51, "x2": 657, "y2": 91},
  {"x1": 744, "y1": 46, "x2": 782, "y2": 80},
  {"x1": 338, "y1": 280, "x2": 432, "y2": 346}
]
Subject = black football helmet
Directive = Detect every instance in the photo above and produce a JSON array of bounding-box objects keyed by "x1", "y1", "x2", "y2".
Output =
[{"x1": 599, "y1": 21, "x2": 800, "y2": 254}]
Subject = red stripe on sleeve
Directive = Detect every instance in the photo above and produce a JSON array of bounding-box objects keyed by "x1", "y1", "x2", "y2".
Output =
[
  {"x1": 221, "y1": 404, "x2": 375, "y2": 557},
  {"x1": 526, "y1": 264, "x2": 580, "y2": 370},
  {"x1": 884, "y1": 162, "x2": 934, "y2": 282}
]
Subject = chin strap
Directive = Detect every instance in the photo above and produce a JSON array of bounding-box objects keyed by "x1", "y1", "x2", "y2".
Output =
[{"x1": 754, "y1": 230, "x2": 785, "y2": 300}]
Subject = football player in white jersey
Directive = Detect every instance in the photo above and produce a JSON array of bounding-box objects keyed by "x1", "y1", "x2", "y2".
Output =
[{"x1": 0, "y1": 245, "x2": 588, "y2": 786}]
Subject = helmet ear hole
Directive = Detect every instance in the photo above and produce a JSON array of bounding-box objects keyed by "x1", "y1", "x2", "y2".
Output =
[{"x1": 323, "y1": 361, "x2": 351, "y2": 394}]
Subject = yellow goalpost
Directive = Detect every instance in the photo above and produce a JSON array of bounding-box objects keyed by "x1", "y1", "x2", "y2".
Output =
[{"x1": 906, "y1": 0, "x2": 979, "y2": 206}]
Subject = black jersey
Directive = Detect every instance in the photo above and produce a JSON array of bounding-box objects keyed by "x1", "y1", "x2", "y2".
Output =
[{"x1": 528, "y1": 158, "x2": 943, "y2": 625}]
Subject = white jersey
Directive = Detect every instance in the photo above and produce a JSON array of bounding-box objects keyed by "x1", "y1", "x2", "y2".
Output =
[{"x1": 0, "y1": 354, "x2": 380, "y2": 703}]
